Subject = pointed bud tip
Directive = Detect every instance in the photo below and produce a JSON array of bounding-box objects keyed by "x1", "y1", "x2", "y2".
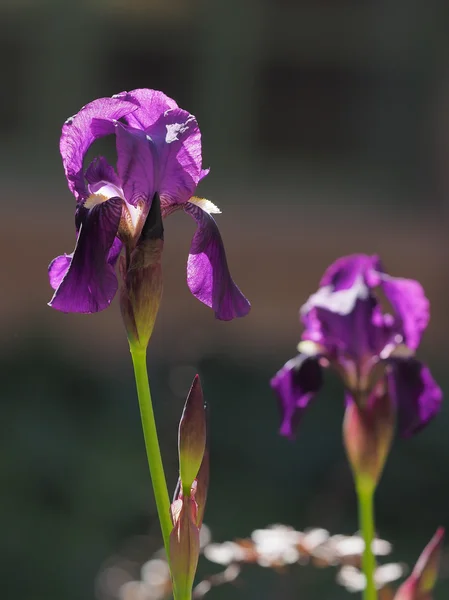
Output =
[
  {"x1": 179, "y1": 375, "x2": 207, "y2": 494},
  {"x1": 395, "y1": 528, "x2": 444, "y2": 600}
]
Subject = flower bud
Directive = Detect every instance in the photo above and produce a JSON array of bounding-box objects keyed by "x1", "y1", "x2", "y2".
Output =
[
  {"x1": 343, "y1": 385, "x2": 395, "y2": 493},
  {"x1": 120, "y1": 196, "x2": 163, "y2": 350},
  {"x1": 169, "y1": 494, "x2": 200, "y2": 600},
  {"x1": 394, "y1": 528, "x2": 444, "y2": 600},
  {"x1": 179, "y1": 375, "x2": 207, "y2": 496}
]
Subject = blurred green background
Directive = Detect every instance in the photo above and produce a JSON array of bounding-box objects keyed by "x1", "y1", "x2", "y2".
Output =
[{"x1": 1, "y1": 0, "x2": 449, "y2": 598}]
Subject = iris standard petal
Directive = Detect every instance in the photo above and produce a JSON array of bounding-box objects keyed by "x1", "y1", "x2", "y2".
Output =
[
  {"x1": 149, "y1": 108, "x2": 208, "y2": 205},
  {"x1": 60, "y1": 94, "x2": 138, "y2": 200},
  {"x1": 301, "y1": 273, "x2": 393, "y2": 359},
  {"x1": 380, "y1": 274, "x2": 429, "y2": 351},
  {"x1": 49, "y1": 197, "x2": 123, "y2": 313},
  {"x1": 270, "y1": 354, "x2": 323, "y2": 439},
  {"x1": 115, "y1": 122, "x2": 158, "y2": 208},
  {"x1": 319, "y1": 254, "x2": 382, "y2": 290},
  {"x1": 388, "y1": 357, "x2": 442, "y2": 437},
  {"x1": 184, "y1": 202, "x2": 250, "y2": 320},
  {"x1": 125, "y1": 88, "x2": 178, "y2": 130}
]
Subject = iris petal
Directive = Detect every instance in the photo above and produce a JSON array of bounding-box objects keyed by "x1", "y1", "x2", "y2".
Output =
[
  {"x1": 148, "y1": 108, "x2": 208, "y2": 205},
  {"x1": 60, "y1": 94, "x2": 138, "y2": 200},
  {"x1": 48, "y1": 253, "x2": 72, "y2": 290},
  {"x1": 388, "y1": 357, "x2": 442, "y2": 437},
  {"x1": 270, "y1": 355, "x2": 323, "y2": 439},
  {"x1": 115, "y1": 122, "x2": 158, "y2": 208},
  {"x1": 48, "y1": 197, "x2": 123, "y2": 313},
  {"x1": 184, "y1": 202, "x2": 250, "y2": 320},
  {"x1": 85, "y1": 156, "x2": 121, "y2": 191},
  {"x1": 319, "y1": 254, "x2": 382, "y2": 290},
  {"x1": 125, "y1": 88, "x2": 178, "y2": 130},
  {"x1": 380, "y1": 274, "x2": 429, "y2": 351}
]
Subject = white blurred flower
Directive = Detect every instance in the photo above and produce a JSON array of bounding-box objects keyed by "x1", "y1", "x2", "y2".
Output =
[{"x1": 337, "y1": 563, "x2": 406, "y2": 592}]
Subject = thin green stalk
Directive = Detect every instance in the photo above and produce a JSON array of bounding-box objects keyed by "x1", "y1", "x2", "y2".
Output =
[
  {"x1": 357, "y1": 482, "x2": 377, "y2": 600},
  {"x1": 130, "y1": 346, "x2": 172, "y2": 559}
]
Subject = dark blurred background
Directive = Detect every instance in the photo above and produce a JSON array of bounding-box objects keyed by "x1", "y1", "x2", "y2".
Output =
[{"x1": 2, "y1": 0, "x2": 449, "y2": 598}]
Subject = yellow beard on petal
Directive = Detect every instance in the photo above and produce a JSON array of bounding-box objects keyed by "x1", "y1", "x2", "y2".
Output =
[
  {"x1": 84, "y1": 193, "x2": 109, "y2": 209},
  {"x1": 189, "y1": 196, "x2": 221, "y2": 214}
]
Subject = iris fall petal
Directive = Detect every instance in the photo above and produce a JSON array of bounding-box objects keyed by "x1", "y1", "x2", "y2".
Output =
[
  {"x1": 388, "y1": 357, "x2": 442, "y2": 437},
  {"x1": 270, "y1": 354, "x2": 323, "y2": 439},
  {"x1": 184, "y1": 202, "x2": 250, "y2": 320},
  {"x1": 49, "y1": 197, "x2": 123, "y2": 313}
]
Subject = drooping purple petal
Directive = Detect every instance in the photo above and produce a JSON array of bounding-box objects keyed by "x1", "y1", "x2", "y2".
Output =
[
  {"x1": 388, "y1": 357, "x2": 442, "y2": 437},
  {"x1": 60, "y1": 94, "x2": 138, "y2": 200},
  {"x1": 49, "y1": 197, "x2": 123, "y2": 313},
  {"x1": 107, "y1": 237, "x2": 123, "y2": 266},
  {"x1": 48, "y1": 253, "x2": 72, "y2": 290},
  {"x1": 380, "y1": 274, "x2": 429, "y2": 351},
  {"x1": 148, "y1": 108, "x2": 208, "y2": 205},
  {"x1": 319, "y1": 254, "x2": 382, "y2": 290},
  {"x1": 124, "y1": 88, "x2": 178, "y2": 130},
  {"x1": 115, "y1": 122, "x2": 158, "y2": 208},
  {"x1": 270, "y1": 354, "x2": 323, "y2": 439},
  {"x1": 184, "y1": 202, "x2": 250, "y2": 320}
]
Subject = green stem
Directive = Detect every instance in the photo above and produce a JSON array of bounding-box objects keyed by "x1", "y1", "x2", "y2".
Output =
[
  {"x1": 357, "y1": 482, "x2": 377, "y2": 600},
  {"x1": 130, "y1": 346, "x2": 172, "y2": 560}
]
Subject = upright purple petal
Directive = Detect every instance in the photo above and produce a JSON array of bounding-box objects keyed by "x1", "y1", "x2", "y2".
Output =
[
  {"x1": 380, "y1": 274, "x2": 429, "y2": 351},
  {"x1": 149, "y1": 108, "x2": 208, "y2": 205},
  {"x1": 115, "y1": 122, "x2": 158, "y2": 208},
  {"x1": 270, "y1": 355, "x2": 323, "y2": 439},
  {"x1": 124, "y1": 88, "x2": 178, "y2": 130},
  {"x1": 319, "y1": 254, "x2": 382, "y2": 290},
  {"x1": 388, "y1": 358, "x2": 442, "y2": 437},
  {"x1": 301, "y1": 277, "x2": 393, "y2": 359},
  {"x1": 60, "y1": 94, "x2": 138, "y2": 200},
  {"x1": 184, "y1": 202, "x2": 250, "y2": 320},
  {"x1": 49, "y1": 197, "x2": 123, "y2": 313}
]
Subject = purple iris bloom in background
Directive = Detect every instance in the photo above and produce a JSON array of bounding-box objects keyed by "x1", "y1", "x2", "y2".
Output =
[
  {"x1": 271, "y1": 254, "x2": 442, "y2": 439},
  {"x1": 48, "y1": 89, "x2": 250, "y2": 320}
]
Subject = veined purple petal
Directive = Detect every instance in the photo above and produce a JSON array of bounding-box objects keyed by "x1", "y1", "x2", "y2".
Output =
[
  {"x1": 125, "y1": 88, "x2": 178, "y2": 130},
  {"x1": 270, "y1": 354, "x2": 323, "y2": 439},
  {"x1": 319, "y1": 254, "x2": 382, "y2": 290},
  {"x1": 115, "y1": 122, "x2": 158, "y2": 208},
  {"x1": 388, "y1": 358, "x2": 442, "y2": 437},
  {"x1": 149, "y1": 108, "x2": 208, "y2": 205},
  {"x1": 380, "y1": 274, "x2": 429, "y2": 351},
  {"x1": 184, "y1": 202, "x2": 250, "y2": 320},
  {"x1": 48, "y1": 253, "x2": 72, "y2": 290},
  {"x1": 60, "y1": 94, "x2": 138, "y2": 200},
  {"x1": 108, "y1": 237, "x2": 123, "y2": 266},
  {"x1": 49, "y1": 197, "x2": 123, "y2": 313},
  {"x1": 85, "y1": 156, "x2": 121, "y2": 191}
]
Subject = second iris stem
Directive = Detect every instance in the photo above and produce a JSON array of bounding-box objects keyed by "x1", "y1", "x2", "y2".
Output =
[
  {"x1": 357, "y1": 481, "x2": 377, "y2": 600},
  {"x1": 130, "y1": 346, "x2": 172, "y2": 560}
]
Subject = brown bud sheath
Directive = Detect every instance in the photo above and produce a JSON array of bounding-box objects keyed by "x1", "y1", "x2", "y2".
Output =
[
  {"x1": 169, "y1": 494, "x2": 201, "y2": 600},
  {"x1": 120, "y1": 196, "x2": 164, "y2": 351},
  {"x1": 394, "y1": 528, "x2": 444, "y2": 600},
  {"x1": 343, "y1": 385, "x2": 395, "y2": 493}
]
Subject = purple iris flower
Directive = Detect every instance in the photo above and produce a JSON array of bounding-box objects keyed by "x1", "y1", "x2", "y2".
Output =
[
  {"x1": 48, "y1": 89, "x2": 250, "y2": 321},
  {"x1": 271, "y1": 254, "x2": 442, "y2": 439}
]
